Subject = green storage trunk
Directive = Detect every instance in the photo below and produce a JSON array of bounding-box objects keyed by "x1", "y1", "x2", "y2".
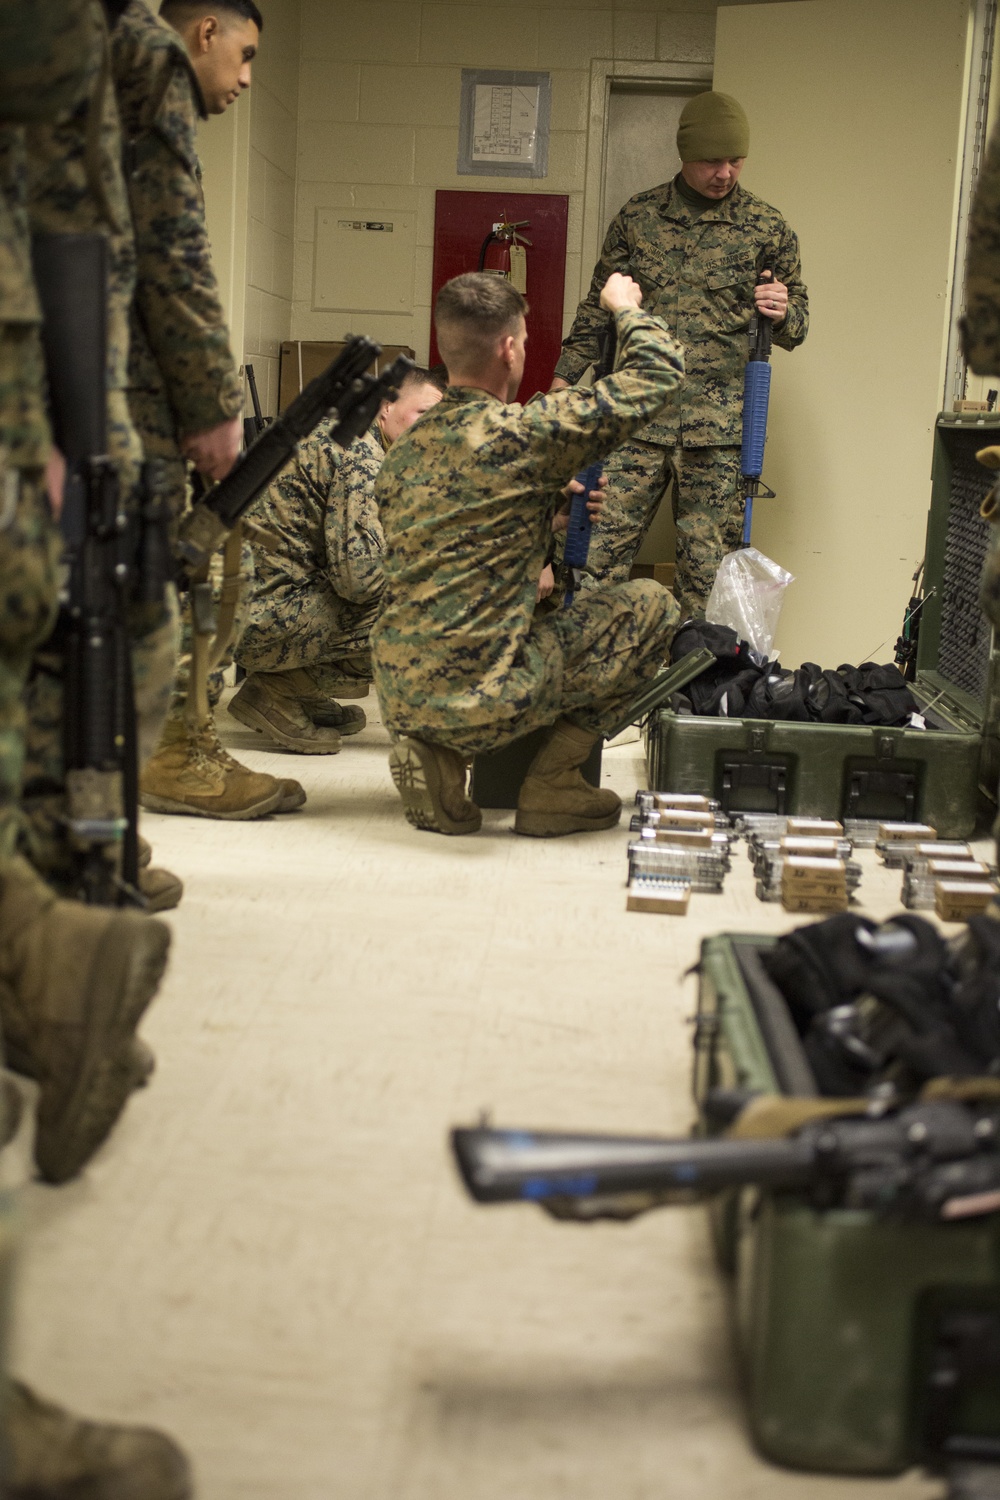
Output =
[
  {"x1": 646, "y1": 413, "x2": 1000, "y2": 837},
  {"x1": 695, "y1": 932, "x2": 1000, "y2": 1476}
]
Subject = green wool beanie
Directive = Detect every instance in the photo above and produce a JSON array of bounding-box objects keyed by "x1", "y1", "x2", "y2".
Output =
[{"x1": 676, "y1": 91, "x2": 750, "y2": 162}]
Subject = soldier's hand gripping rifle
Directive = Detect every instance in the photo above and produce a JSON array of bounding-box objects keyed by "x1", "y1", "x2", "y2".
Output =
[
  {"x1": 740, "y1": 266, "x2": 778, "y2": 547},
  {"x1": 451, "y1": 1099, "x2": 1000, "y2": 1223}
]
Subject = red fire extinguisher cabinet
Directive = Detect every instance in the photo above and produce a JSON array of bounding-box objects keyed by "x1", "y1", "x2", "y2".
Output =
[{"x1": 430, "y1": 190, "x2": 569, "y2": 403}]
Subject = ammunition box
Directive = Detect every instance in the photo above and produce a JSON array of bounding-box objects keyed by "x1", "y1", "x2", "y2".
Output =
[
  {"x1": 878, "y1": 822, "x2": 937, "y2": 843},
  {"x1": 786, "y1": 817, "x2": 844, "y2": 836},
  {"x1": 934, "y1": 879, "x2": 998, "y2": 921},
  {"x1": 780, "y1": 888, "x2": 851, "y2": 914},
  {"x1": 780, "y1": 856, "x2": 848, "y2": 890},
  {"x1": 650, "y1": 826, "x2": 713, "y2": 848},
  {"x1": 626, "y1": 878, "x2": 691, "y2": 915}
]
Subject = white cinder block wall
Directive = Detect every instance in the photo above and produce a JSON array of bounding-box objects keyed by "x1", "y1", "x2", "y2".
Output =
[
  {"x1": 290, "y1": 0, "x2": 718, "y2": 365},
  {"x1": 242, "y1": 0, "x2": 302, "y2": 414}
]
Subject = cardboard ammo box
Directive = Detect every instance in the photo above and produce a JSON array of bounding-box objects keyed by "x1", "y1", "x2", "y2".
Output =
[
  {"x1": 693, "y1": 933, "x2": 1000, "y2": 1475},
  {"x1": 647, "y1": 414, "x2": 1000, "y2": 836},
  {"x1": 278, "y1": 340, "x2": 416, "y2": 413}
]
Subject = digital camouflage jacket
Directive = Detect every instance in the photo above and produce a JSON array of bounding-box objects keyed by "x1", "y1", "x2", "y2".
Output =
[
  {"x1": 371, "y1": 305, "x2": 684, "y2": 742},
  {"x1": 247, "y1": 422, "x2": 386, "y2": 611},
  {"x1": 963, "y1": 117, "x2": 1000, "y2": 376},
  {"x1": 0, "y1": 0, "x2": 92, "y2": 466},
  {"x1": 110, "y1": 0, "x2": 242, "y2": 441},
  {"x1": 26, "y1": 0, "x2": 143, "y2": 481},
  {"x1": 555, "y1": 178, "x2": 808, "y2": 448}
]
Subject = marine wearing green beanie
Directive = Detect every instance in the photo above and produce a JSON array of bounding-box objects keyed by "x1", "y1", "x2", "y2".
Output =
[{"x1": 676, "y1": 91, "x2": 750, "y2": 162}]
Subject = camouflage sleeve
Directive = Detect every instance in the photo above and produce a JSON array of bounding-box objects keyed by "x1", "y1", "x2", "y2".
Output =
[
  {"x1": 129, "y1": 68, "x2": 242, "y2": 436},
  {"x1": 324, "y1": 440, "x2": 385, "y2": 605},
  {"x1": 962, "y1": 120, "x2": 1000, "y2": 375},
  {"x1": 0, "y1": 0, "x2": 92, "y2": 122},
  {"x1": 251, "y1": 425, "x2": 333, "y2": 586},
  {"x1": 770, "y1": 219, "x2": 808, "y2": 353},
  {"x1": 517, "y1": 306, "x2": 684, "y2": 484},
  {"x1": 553, "y1": 211, "x2": 632, "y2": 384}
]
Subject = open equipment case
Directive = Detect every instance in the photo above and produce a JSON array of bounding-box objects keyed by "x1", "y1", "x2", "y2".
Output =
[
  {"x1": 645, "y1": 413, "x2": 1000, "y2": 837},
  {"x1": 695, "y1": 931, "x2": 1000, "y2": 1480}
]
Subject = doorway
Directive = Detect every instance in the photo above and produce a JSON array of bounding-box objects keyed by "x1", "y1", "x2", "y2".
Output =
[{"x1": 601, "y1": 84, "x2": 691, "y2": 572}]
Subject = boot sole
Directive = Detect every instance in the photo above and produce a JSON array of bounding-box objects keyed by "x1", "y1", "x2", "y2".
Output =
[
  {"x1": 513, "y1": 806, "x2": 622, "y2": 837},
  {"x1": 228, "y1": 696, "x2": 342, "y2": 755},
  {"x1": 36, "y1": 914, "x2": 171, "y2": 1184},
  {"x1": 139, "y1": 787, "x2": 283, "y2": 820},
  {"x1": 388, "y1": 740, "x2": 481, "y2": 835}
]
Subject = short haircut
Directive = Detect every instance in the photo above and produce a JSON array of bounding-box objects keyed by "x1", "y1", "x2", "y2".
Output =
[
  {"x1": 420, "y1": 364, "x2": 449, "y2": 393},
  {"x1": 434, "y1": 273, "x2": 528, "y2": 371},
  {"x1": 160, "y1": 0, "x2": 264, "y2": 31}
]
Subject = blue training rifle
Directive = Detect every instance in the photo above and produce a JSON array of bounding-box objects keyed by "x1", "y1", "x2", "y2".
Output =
[
  {"x1": 740, "y1": 265, "x2": 777, "y2": 546},
  {"x1": 563, "y1": 461, "x2": 602, "y2": 606}
]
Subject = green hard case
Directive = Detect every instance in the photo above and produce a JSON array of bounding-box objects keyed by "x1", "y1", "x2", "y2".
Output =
[
  {"x1": 694, "y1": 932, "x2": 1000, "y2": 1476},
  {"x1": 646, "y1": 413, "x2": 1000, "y2": 836}
]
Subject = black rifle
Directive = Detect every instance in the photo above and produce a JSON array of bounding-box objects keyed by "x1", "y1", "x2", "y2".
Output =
[
  {"x1": 31, "y1": 232, "x2": 167, "y2": 905},
  {"x1": 175, "y1": 337, "x2": 413, "y2": 576},
  {"x1": 561, "y1": 318, "x2": 618, "y2": 604},
  {"x1": 243, "y1": 361, "x2": 268, "y2": 449},
  {"x1": 451, "y1": 1100, "x2": 1000, "y2": 1223}
]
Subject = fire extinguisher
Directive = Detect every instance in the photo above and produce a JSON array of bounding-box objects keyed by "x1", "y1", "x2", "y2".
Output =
[{"x1": 478, "y1": 211, "x2": 531, "y2": 294}]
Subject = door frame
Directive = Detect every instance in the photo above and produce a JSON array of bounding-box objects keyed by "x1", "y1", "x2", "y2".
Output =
[{"x1": 578, "y1": 58, "x2": 713, "y2": 309}]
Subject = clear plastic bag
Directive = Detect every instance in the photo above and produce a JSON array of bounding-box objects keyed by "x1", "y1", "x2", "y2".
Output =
[{"x1": 705, "y1": 547, "x2": 794, "y2": 657}]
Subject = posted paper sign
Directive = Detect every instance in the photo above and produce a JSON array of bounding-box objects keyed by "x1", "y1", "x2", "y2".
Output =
[{"x1": 472, "y1": 84, "x2": 540, "y2": 166}]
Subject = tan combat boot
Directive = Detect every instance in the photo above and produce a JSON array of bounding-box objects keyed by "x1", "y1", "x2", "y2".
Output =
[
  {"x1": 262, "y1": 662, "x2": 368, "y2": 733},
  {"x1": 514, "y1": 719, "x2": 621, "y2": 837},
  {"x1": 0, "y1": 857, "x2": 170, "y2": 1183},
  {"x1": 229, "y1": 670, "x2": 344, "y2": 754},
  {"x1": 140, "y1": 717, "x2": 284, "y2": 819},
  {"x1": 5, "y1": 1381, "x2": 192, "y2": 1500},
  {"x1": 196, "y1": 720, "x2": 307, "y2": 812},
  {"x1": 388, "y1": 738, "x2": 481, "y2": 835}
]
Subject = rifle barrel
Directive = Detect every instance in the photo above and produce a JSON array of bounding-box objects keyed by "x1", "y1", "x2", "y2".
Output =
[{"x1": 451, "y1": 1126, "x2": 816, "y2": 1204}]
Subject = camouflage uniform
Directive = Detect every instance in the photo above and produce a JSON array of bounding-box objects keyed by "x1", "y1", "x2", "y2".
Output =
[
  {"x1": 965, "y1": 118, "x2": 1000, "y2": 880},
  {"x1": 372, "y1": 306, "x2": 683, "y2": 756},
  {"x1": 110, "y1": 0, "x2": 243, "y2": 724},
  {"x1": 237, "y1": 424, "x2": 385, "y2": 677},
  {"x1": 556, "y1": 178, "x2": 808, "y2": 618},
  {"x1": 19, "y1": 0, "x2": 181, "y2": 883},
  {"x1": 0, "y1": 0, "x2": 91, "y2": 861},
  {"x1": 962, "y1": 115, "x2": 1000, "y2": 376}
]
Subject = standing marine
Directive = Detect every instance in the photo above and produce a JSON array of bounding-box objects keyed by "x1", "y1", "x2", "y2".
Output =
[
  {"x1": 0, "y1": 3, "x2": 188, "y2": 1494},
  {"x1": 110, "y1": 0, "x2": 301, "y2": 820},
  {"x1": 551, "y1": 90, "x2": 809, "y2": 620}
]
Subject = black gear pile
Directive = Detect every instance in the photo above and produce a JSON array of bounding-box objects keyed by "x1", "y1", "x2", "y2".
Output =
[
  {"x1": 762, "y1": 912, "x2": 1000, "y2": 1098},
  {"x1": 670, "y1": 621, "x2": 918, "y2": 726}
]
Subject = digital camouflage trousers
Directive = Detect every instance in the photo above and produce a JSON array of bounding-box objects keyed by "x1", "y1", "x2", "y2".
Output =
[
  {"x1": 385, "y1": 578, "x2": 678, "y2": 758},
  {"x1": 586, "y1": 439, "x2": 743, "y2": 621},
  {"x1": 0, "y1": 471, "x2": 60, "y2": 861}
]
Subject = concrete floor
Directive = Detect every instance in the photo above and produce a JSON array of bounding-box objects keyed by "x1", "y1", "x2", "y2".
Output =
[{"x1": 10, "y1": 694, "x2": 956, "y2": 1499}]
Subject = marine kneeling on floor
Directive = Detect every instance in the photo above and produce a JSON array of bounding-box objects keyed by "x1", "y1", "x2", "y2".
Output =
[
  {"x1": 232, "y1": 364, "x2": 447, "y2": 753},
  {"x1": 372, "y1": 270, "x2": 684, "y2": 837}
]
